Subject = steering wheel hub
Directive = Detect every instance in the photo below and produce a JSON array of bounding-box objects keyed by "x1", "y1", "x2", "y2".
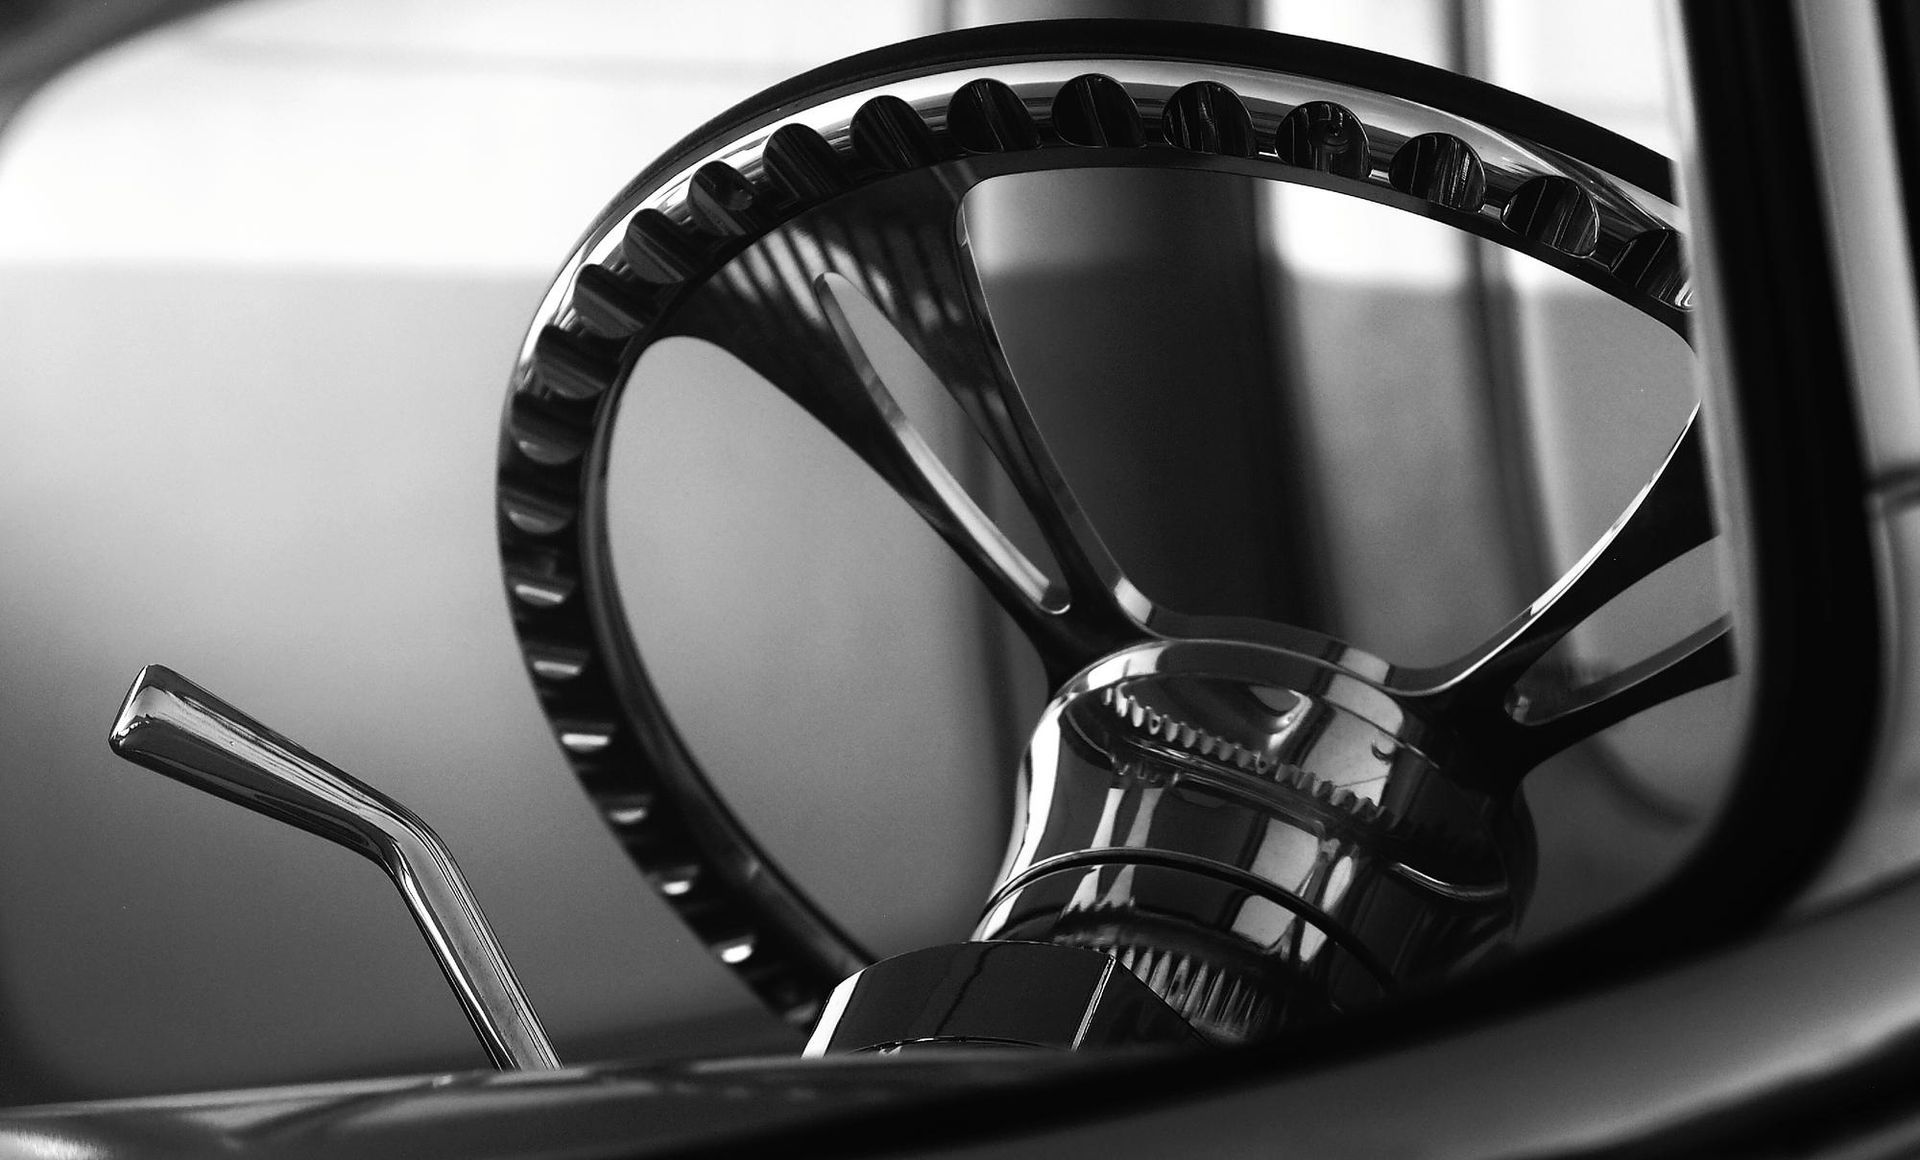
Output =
[{"x1": 978, "y1": 638, "x2": 1525, "y2": 1044}]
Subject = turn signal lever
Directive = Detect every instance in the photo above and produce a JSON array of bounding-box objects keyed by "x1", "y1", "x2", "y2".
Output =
[{"x1": 107, "y1": 665, "x2": 561, "y2": 1071}]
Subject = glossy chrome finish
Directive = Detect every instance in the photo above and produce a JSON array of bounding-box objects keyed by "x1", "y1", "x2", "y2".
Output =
[
  {"x1": 967, "y1": 404, "x2": 1726, "y2": 1036},
  {"x1": 107, "y1": 665, "x2": 561, "y2": 1071},
  {"x1": 803, "y1": 941, "x2": 1200, "y2": 1055},
  {"x1": 977, "y1": 638, "x2": 1522, "y2": 1042},
  {"x1": 496, "y1": 26, "x2": 1723, "y2": 1023},
  {"x1": 1397, "y1": 411, "x2": 1730, "y2": 774},
  {"x1": 670, "y1": 168, "x2": 1154, "y2": 673}
]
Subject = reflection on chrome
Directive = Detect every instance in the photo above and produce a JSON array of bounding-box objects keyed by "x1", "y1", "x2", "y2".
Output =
[
  {"x1": 977, "y1": 638, "x2": 1524, "y2": 1043},
  {"x1": 106, "y1": 665, "x2": 561, "y2": 1071}
]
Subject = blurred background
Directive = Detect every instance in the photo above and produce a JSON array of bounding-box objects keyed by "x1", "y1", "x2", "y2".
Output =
[{"x1": 0, "y1": 0, "x2": 1730, "y2": 1103}]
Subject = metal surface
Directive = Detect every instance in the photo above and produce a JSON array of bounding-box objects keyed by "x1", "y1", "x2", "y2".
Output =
[
  {"x1": 974, "y1": 424, "x2": 1724, "y2": 1036},
  {"x1": 495, "y1": 22, "x2": 1723, "y2": 1031},
  {"x1": 802, "y1": 941, "x2": 1200, "y2": 1054},
  {"x1": 976, "y1": 639, "x2": 1524, "y2": 1042},
  {"x1": 108, "y1": 665, "x2": 561, "y2": 1071}
]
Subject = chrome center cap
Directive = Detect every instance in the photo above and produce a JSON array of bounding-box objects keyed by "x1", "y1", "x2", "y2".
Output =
[{"x1": 975, "y1": 638, "x2": 1533, "y2": 1044}]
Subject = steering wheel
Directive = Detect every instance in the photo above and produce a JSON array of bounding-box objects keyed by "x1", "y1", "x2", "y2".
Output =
[{"x1": 487, "y1": 18, "x2": 1725, "y2": 1040}]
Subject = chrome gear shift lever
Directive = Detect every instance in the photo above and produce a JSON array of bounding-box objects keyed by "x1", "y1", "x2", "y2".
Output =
[{"x1": 107, "y1": 665, "x2": 562, "y2": 1071}]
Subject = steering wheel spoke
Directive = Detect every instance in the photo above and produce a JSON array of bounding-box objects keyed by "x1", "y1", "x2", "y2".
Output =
[
  {"x1": 1502, "y1": 615, "x2": 1735, "y2": 762},
  {"x1": 672, "y1": 169, "x2": 1154, "y2": 674},
  {"x1": 1404, "y1": 407, "x2": 1718, "y2": 689}
]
